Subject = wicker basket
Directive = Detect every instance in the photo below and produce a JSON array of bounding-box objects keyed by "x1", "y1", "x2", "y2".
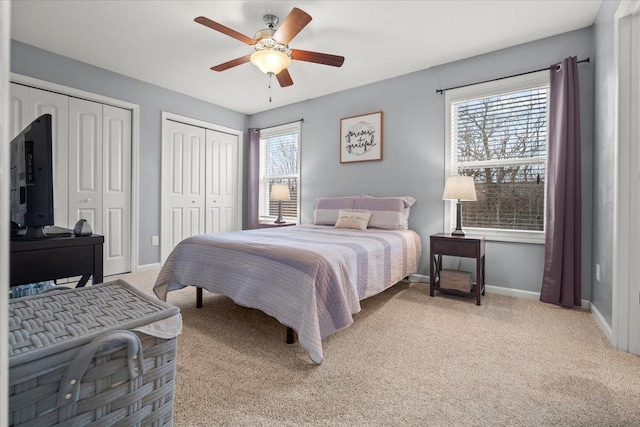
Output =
[
  {"x1": 9, "y1": 280, "x2": 181, "y2": 427},
  {"x1": 440, "y1": 269, "x2": 472, "y2": 292}
]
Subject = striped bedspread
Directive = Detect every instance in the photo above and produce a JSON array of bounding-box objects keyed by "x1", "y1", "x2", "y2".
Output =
[{"x1": 153, "y1": 224, "x2": 421, "y2": 363}]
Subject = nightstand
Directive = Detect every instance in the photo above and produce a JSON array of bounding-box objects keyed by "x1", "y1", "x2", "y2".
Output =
[{"x1": 430, "y1": 233, "x2": 486, "y2": 305}]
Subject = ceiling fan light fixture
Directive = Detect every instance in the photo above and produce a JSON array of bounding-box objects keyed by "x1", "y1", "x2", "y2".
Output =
[
  {"x1": 197, "y1": 7, "x2": 344, "y2": 88},
  {"x1": 250, "y1": 49, "x2": 291, "y2": 75}
]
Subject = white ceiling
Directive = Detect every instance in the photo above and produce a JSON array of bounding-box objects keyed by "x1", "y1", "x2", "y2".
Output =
[{"x1": 10, "y1": 0, "x2": 602, "y2": 115}]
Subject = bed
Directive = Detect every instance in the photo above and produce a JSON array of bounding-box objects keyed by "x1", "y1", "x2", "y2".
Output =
[{"x1": 153, "y1": 195, "x2": 421, "y2": 364}]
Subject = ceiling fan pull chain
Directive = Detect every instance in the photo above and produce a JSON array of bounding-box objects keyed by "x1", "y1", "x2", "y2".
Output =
[{"x1": 269, "y1": 73, "x2": 273, "y2": 103}]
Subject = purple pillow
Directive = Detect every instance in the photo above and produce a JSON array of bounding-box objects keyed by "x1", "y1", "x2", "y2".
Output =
[
  {"x1": 354, "y1": 195, "x2": 415, "y2": 230},
  {"x1": 313, "y1": 196, "x2": 358, "y2": 225}
]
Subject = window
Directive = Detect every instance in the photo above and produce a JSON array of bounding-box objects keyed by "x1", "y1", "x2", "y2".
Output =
[
  {"x1": 445, "y1": 71, "x2": 549, "y2": 243},
  {"x1": 259, "y1": 122, "x2": 301, "y2": 222}
]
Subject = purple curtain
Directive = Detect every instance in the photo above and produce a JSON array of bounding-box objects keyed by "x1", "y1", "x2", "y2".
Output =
[
  {"x1": 540, "y1": 56, "x2": 582, "y2": 307},
  {"x1": 247, "y1": 128, "x2": 260, "y2": 229}
]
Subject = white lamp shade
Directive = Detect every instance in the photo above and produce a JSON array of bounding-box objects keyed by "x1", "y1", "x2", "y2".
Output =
[
  {"x1": 250, "y1": 50, "x2": 291, "y2": 75},
  {"x1": 270, "y1": 184, "x2": 291, "y2": 201},
  {"x1": 442, "y1": 176, "x2": 477, "y2": 201}
]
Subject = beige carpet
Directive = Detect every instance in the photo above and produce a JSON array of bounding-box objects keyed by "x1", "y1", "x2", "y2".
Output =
[{"x1": 112, "y1": 269, "x2": 640, "y2": 426}]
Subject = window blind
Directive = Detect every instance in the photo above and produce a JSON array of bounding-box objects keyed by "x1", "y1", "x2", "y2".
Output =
[
  {"x1": 452, "y1": 86, "x2": 548, "y2": 232},
  {"x1": 259, "y1": 131, "x2": 299, "y2": 219}
]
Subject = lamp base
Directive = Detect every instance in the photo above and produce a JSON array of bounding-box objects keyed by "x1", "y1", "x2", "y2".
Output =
[
  {"x1": 274, "y1": 200, "x2": 285, "y2": 224},
  {"x1": 452, "y1": 200, "x2": 465, "y2": 236}
]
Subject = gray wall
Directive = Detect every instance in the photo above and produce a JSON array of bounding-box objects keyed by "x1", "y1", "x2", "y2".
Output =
[
  {"x1": 11, "y1": 25, "x2": 597, "y2": 297},
  {"x1": 10, "y1": 40, "x2": 247, "y2": 266},
  {"x1": 249, "y1": 28, "x2": 594, "y2": 296},
  {"x1": 591, "y1": 0, "x2": 621, "y2": 326}
]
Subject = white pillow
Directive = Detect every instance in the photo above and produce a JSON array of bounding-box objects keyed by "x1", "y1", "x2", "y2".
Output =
[{"x1": 334, "y1": 209, "x2": 372, "y2": 231}]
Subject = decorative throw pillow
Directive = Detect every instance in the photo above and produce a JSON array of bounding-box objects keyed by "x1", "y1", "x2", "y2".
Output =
[
  {"x1": 334, "y1": 209, "x2": 372, "y2": 231},
  {"x1": 313, "y1": 196, "x2": 358, "y2": 225},
  {"x1": 354, "y1": 195, "x2": 416, "y2": 230}
]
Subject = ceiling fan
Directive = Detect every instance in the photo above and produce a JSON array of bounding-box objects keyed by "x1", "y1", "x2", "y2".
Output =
[{"x1": 195, "y1": 7, "x2": 345, "y2": 88}]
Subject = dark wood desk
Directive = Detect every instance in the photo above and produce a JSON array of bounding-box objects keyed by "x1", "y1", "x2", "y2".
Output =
[
  {"x1": 10, "y1": 234, "x2": 104, "y2": 288},
  {"x1": 430, "y1": 233, "x2": 485, "y2": 305}
]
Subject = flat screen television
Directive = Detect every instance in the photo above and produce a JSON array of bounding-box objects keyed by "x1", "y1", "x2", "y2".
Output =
[{"x1": 10, "y1": 114, "x2": 55, "y2": 239}]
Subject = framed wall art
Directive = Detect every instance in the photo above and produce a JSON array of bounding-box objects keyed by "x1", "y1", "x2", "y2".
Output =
[{"x1": 340, "y1": 111, "x2": 383, "y2": 163}]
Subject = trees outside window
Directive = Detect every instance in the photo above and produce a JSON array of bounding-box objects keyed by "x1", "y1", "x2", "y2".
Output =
[
  {"x1": 259, "y1": 123, "x2": 300, "y2": 222},
  {"x1": 445, "y1": 71, "x2": 549, "y2": 243}
]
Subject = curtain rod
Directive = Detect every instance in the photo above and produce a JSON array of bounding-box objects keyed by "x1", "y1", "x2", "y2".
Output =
[
  {"x1": 436, "y1": 57, "x2": 590, "y2": 94},
  {"x1": 253, "y1": 118, "x2": 304, "y2": 132}
]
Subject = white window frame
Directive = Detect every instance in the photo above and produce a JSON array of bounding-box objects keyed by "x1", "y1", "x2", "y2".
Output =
[
  {"x1": 259, "y1": 122, "x2": 301, "y2": 223},
  {"x1": 444, "y1": 70, "x2": 549, "y2": 244}
]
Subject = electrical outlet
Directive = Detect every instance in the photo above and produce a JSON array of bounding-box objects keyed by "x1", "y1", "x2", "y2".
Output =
[
  {"x1": 151, "y1": 235, "x2": 159, "y2": 246},
  {"x1": 595, "y1": 264, "x2": 601, "y2": 282}
]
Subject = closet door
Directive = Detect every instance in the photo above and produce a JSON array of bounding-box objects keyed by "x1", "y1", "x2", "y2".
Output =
[
  {"x1": 9, "y1": 83, "x2": 29, "y2": 139},
  {"x1": 68, "y1": 98, "x2": 103, "y2": 233},
  {"x1": 162, "y1": 120, "x2": 206, "y2": 260},
  {"x1": 205, "y1": 129, "x2": 239, "y2": 234},
  {"x1": 26, "y1": 87, "x2": 70, "y2": 228},
  {"x1": 10, "y1": 82, "x2": 134, "y2": 277},
  {"x1": 103, "y1": 105, "x2": 132, "y2": 275}
]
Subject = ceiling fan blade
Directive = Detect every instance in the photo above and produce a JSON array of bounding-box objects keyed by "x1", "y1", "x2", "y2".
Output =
[
  {"x1": 276, "y1": 69, "x2": 294, "y2": 87},
  {"x1": 195, "y1": 16, "x2": 256, "y2": 45},
  {"x1": 211, "y1": 54, "x2": 252, "y2": 72},
  {"x1": 291, "y1": 49, "x2": 345, "y2": 67},
  {"x1": 273, "y1": 7, "x2": 312, "y2": 45}
]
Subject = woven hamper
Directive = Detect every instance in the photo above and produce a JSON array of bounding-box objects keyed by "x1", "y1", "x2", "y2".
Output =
[{"x1": 9, "y1": 280, "x2": 182, "y2": 427}]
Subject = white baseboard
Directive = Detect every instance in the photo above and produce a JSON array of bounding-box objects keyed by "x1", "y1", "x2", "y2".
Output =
[
  {"x1": 484, "y1": 285, "x2": 591, "y2": 310},
  {"x1": 409, "y1": 274, "x2": 430, "y2": 283},
  {"x1": 408, "y1": 274, "x2": 590, "y2": 309},
  {"x1": 590, "y1": 303, "x2": 613, "y2": 343},
  {"x1": 485, "y1": 284, "x2": 539, "y2": 299},
  {"x1": 136, "y1": 263, "x2": 162, "y2": 272}
]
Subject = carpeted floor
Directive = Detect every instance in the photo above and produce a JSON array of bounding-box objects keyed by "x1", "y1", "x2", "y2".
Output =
[{"x1": 112, "y1": 269, "x2": 640, "y2": 426}]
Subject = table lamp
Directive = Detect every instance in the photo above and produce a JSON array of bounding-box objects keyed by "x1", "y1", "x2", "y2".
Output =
[
  {"x1": 270, "y1": 184, "x2": 291, "y2": 224},
  {"x1": 442, "y1": 175, "x2": 477, "y2": 236}
]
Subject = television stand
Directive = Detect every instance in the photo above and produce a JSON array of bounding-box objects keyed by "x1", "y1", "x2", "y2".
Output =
[
  {"x1": 10, "y1": 234, "x2": 104, "y2": 288},
  {"x1": 11, "y1": 225, "x2": 74, "y2": 240}
]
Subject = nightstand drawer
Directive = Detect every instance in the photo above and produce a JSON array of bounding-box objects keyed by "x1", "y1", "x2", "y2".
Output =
[{"x1": 432, "y1": 239, "x2": 477, "y2": 257}]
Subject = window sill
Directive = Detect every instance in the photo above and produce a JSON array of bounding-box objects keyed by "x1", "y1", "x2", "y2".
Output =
[
  {"x1": 259, "y1": 217, "x2": 297, "y2": 224},
  {"x1": 258, "y1": 221, "x2": 296, "y2": 229},
  {"x1": 457, "y1": 228, "x2": 545, "y2": 244}
]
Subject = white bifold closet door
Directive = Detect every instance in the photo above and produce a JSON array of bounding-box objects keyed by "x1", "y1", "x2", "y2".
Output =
[
  {"x1": 10, "y1": 84, "x2": 69, "y2": 226},
  {"x1": 68, "y1": 98, "x2": 103, "y2": 236},
  {"x1": 102, "y1": 105, "x2": 132, "y2": 275},
  {"x1": 68, "y1": 99, "x2": 132, "y2": 275},
  {"x1": 205, "y1": 127, "x2": 240, "y2": 235},
  {"x1": 10, "y1": 84, "x2": 132, "y2": 276},
  {"x1": 162, "y1": 119, "x2": 239, "y2": 261},
  {"x1": 163, "y1": 120, "x2": 206, "y2": 252}
]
